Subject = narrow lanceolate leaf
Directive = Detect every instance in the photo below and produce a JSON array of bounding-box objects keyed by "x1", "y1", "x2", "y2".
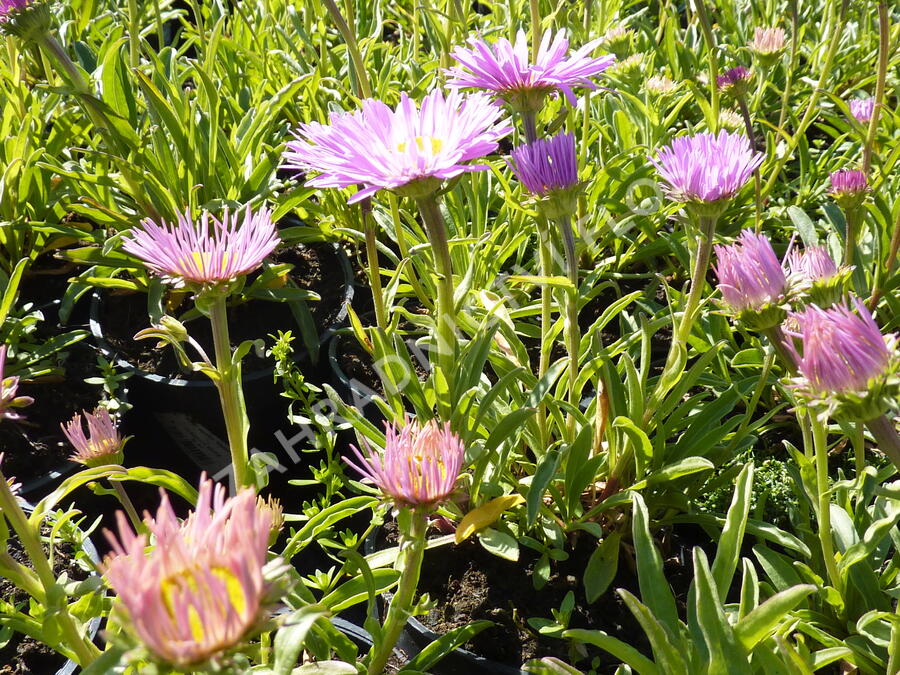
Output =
[
  {"x1": 734, "y1": 585, "x2": 817, "y2": 651},
  {"x1": 618, "y1": 590, "x2": 689, "y2": 671},
  {"x1": 584, "y1": 532, "x2": 621, "y2": 603},
  {"x1": 563, "y1": 628, "x2": 658, "y2": 675},
  {"x1": 711, "y1": 462, "x2": 754, "y2": 598},
  {"x1": 630, "y1": 493, "x2": 679, "y2": 633},
  {"x1": 456, "y1": 494, "x2": 525, "y2": 543},
  {"x1": 272, "y1": 606, "x2": 329, "y2": 675}
]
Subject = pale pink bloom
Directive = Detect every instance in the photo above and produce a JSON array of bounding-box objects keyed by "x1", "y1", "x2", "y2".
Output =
[
  {"x1": 446, "y1": 29, "x2": 615, "y2": 106},
  {"x1": 123, "y1": 206, "x2": 279, "y2": 288},
  {"x1": 786, "y1": 245, "x2": 840, "y2": 283},
  {"x1": 849, "y1": 98, "x2": 875, "y2": 124},
  {"x1": 62, "y1": 407, "x2": 126, "y2": 467},
  {"x1": 0, "y1": 346, "x2": 32, "y2": 422},
  {"x1": 748, "y1": 27, "x2": 786, "y2": 55},
  {"x1": 346, "y1": 419, "x2": 465, "y2": 508},
  {"x1": 103, "y1": 478, "x2": 272, "y2": 668},
  {"x1": 284, "y1": 90, "x2": 510, "y2": 203}
]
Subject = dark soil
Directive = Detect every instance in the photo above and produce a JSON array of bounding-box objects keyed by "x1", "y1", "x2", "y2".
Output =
[
  {"x1": 0, "y1": 525, "x2": 91, "y2": 675},
  {"x1": 377, "y1": 522, "x2": 710, "y2": 672},
  {"x1": 0, "y1": 345, "x2": 102, "y2": 488},
  {"x1": 98, "y1": 242, "x2": 348, "y2": 380}
]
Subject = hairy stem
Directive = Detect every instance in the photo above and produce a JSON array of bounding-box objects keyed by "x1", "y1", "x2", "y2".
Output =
[
  {"x1": 557, "y1": 216, "x2": 580, "y2": 438},
  {"x1": 863, "y1": 1, "x2": 888, "y2": 174},
  {"x1": 810, "y1": 417, "x2": 844, "y2": 600},
  {"x1": 361, "y1": 199, "x2": 388, "y2": 331},
  {"x1": 322, "y1": 0, "x2": 372, "y2": 99}
]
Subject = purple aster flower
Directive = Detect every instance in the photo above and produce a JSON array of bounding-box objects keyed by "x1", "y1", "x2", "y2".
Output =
[
  {"x1": 345, "y1": 419, "x2": 465, "y2": 509},
  {"x1": 446, "y1": 29, "x2": 615, "y2": 109},
  {"x1": 650, "y1": 130, "x2": 764, "y2": 207},
  {"x1": 849, "y1": 98, "x2": 874, "y2": 124},
  {"x1": 786, "y1": 245, "x2": 839, "y2": 283},
  {"x1": 786, "y1": 298, "x2": 893, "y2": 395},
  {"x1": 0, "y1": 0, "x2": 28, "y2": 18},
  {"x1": 714, "y1": 230, "x2": 786, "y2": 313},
  {"x1": 0, "y1": 0, "x2": 49, "y2": 39},
  {"x1": 509, "y1": 132, "x2": 578, "y2": 196},
  {"x1": 0, "y1": 346, "x2": 32, "y2": 422},
  {"x1": 829, "y1": 169, "x2": 868, "y2": 197},
  {"x1": 716, "y1": 66, "x2": 751, "y2": 90},
  {"x1": 283, "y1": 90, "x2": 511, "y2": 204},
  {"x1": 123, "y1": 206, "x2": 279, "y2": 289}
]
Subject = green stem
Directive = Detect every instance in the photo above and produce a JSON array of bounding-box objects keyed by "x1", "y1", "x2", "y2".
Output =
[
  {"x1": 361, "y1": 199, "x2": 388, "y2": 331},
  {"x1": 321, "y1": 0, "x2": 372, "y2": 99},
  {"x1": 110, "y1": 479, "x2": 142, "y2": 533},
  {"x1": 810, "y1": 416, "x2": 843, "y2": 599},
  {"x1": 530, "y1": 0, "x2": 541, "y2": 62},
  {"x1": 889, "y1": 601, "x2": 900, "y2": 675},
  {"x1": 388, "y1": 192, "x2": 429, "y2": 307},
  {"x1": 762, "y1": 0, "x2": 848, "y2": 203},
  {"x1": 536, "y1": 224, "x2": 553, "y2": 450},
  {"x1": 776, "y1": 0, "x2": 799, "y2": 132},
  {"x1": 843, "y1": 206, "x2": 859, "y2": 269},
  {"x1": 724, "y1": 347, "x2": 775, "y2": 454},
  {"x1": 557, "y1": 216, "x2": 580, "y2": 438},
  {"x1": 693, "y1": 0, "x2": 719, "y2": 132},
  {"x1": 868, "y1": 209, "x2": 900, "y2": 310},
  {"x1": 0, "y1": 471, "x2": 99, "y2": 666},
  {"x1": 863, "y1": 1, "x2": 888, "y2": 174},
  {"x1": 208, "y1": 295, "x2": 252, "y2": 490},
  {"x1": 521, "y1": 109, "x2": 539, "y2": 144},
  {"x1": 736, "y1": 94, "x2": 763, "y2": 231},
  {"x1": 367, "y1": 510, "x2": 428, "y2": 675},
  {"x1": 643, "y1": 212, "x2": 717, "y2": 425},
  {"x1": 865, "y1": 414, "x2": 900, "y2": 472},
  {"x1": 762, "y1": 324, "x2": 797, "y2": 374},
  {"x1": 852, "y1": 422, "x2": 866, "y2": 479},
  {"x1": 126, "y1": 0, "x2": 140, "y2": 69},
  {"x1": 415, "y1": 193, "x2": 457, "y2": 420},
  {"x1": 0, "y1": 552, "x2": 44, "y2": 601}
]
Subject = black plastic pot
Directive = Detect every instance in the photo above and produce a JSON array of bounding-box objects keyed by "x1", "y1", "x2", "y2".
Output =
[
  {"x1": 88, "y1": 243, "x2": 353, "y2": 479},
  {"x1": 363, "y1": 530, "x2": 525, "y2": 675}
]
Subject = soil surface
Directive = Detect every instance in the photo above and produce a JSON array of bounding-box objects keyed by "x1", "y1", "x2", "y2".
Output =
[
  {"x1": 98, "y1": 242, "x2": 348, "y2": 380},
  {"x1": 0, "y1": 345, "x2": 102, "y2": 487},
  {"x1": 0, "y1": 525, "x2": 92, "y2": 675},
  {"x1": 377, "y1": 522, "x2": 712, "y2": 672}
]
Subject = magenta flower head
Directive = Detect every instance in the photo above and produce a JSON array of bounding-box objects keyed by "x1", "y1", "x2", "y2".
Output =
[
  {"x1": 284, "y1": 90, "x2": 510, "y2": 203},
  {"x1": 103, "y1": 477, "x2": 274, "y2": 669},
  {"x1": 849, "y1": 98, "x2": 874, "y2": 124},
  {"x1": 509, "y1": 132, "x2": 580, "y2": 218},
  {"x1": 0, "y1": 346, "x2": 32, "y2": 423},
  {"x1": 786, "y1": 245, "x2": 851, "y2": 308},
  {"x1": 650, "y1": 130, "x2": 764, "y2": 217},
  {"x1": 123, "y1": 206, "x2": 279, "y2": 291},
  {"x1": 346, "y1": 419, "x2": 465, "y2": 509},
  {"x1": 714, "y1": 230, "x2": 787, "y2": 329},
  {"x1": 784, "y1": 298, "x2": 898, "y2": 421},
  {"x1": 829, "y1": 169, "x2": 869, "y2": 211},
  {"x1": 716, "y1": 66, "x2": 752, "y2": 97},
  {"x1": 446, "y1": 29, "x2": 615, "y2": 113},
  {"x1": 62, "y1": 407, "x2": 127, "y2": 467}
]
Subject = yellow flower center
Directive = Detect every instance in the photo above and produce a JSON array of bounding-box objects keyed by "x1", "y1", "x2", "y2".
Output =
[
  {"x1": 397, "y1": 136, "x2": 443, "y2": 155},
  {"x1": 186, "y1": 251, "x2": 229, "y2": 275},
  {"x1": 159, "y1": 565, "x2": 248, "y2": 644}
]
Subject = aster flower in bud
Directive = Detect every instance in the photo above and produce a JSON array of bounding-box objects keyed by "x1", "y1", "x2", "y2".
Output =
[
  {"x1": 284, "y1": 90, "x2": 511, "y2": 203},
  {"x1": 717, "y1": 66, "x2": 752, "y2": 97},
  {"x1": 849, "y1": 98, "x2": 874, "y2": 124},
  {"x1": 103, "y1": 477, "x2": 274, "y2": 669},
  {"x1": 650, "y1": 130, "x2": 764, "y2": 217},
  {"x1": 0, "y1": 0, "x2": 50, "y2": 40},
  {"x1": 258, "y1": 495, "x2": 284, "y2": 547},
  {"x1": 646, "y1": 74, "x2": 677, "y2": 97},
  {"x1": 786, "y1": 245, "x2": 851, "y2": 308},
  {"x1": 62, "y1": 407, "x2": 127, "y2": 467},
  {"x1": 748, "y1": 27, "x2": 786, "y2": 66},
  {"x1": 719, "y1": 108, "x2": 745, "y2": 133},
  {"x1": 600, "y1": 26, "x2": 633, "y2": 60},
  {"x1": 346, "y1": 419, "x2": 465, "y2": 509},
  {"x1": 509, "y1": 132, "x2": 580, "y2": 219},
  {"x1": 829, "y1": 169, "x2": 869, "y2": 211},
  {"x1": 784, "y1": 298, "x2": 899, "y2": 421},
  {"x1": 0, "y1": 347, "x2": 33, "y2": 423},
  {"x1": 607, "y1": 53, "x2": 644, "y2": 85},
  {"x1": 122, "y1": 206, "x2": 279, "y2": 291},
  {"x1": 714, "y1": 230, "x2": 788, "y2": 329},
  {"x1": 446, "y1": 30, "x2": 615, "y2": 113}
]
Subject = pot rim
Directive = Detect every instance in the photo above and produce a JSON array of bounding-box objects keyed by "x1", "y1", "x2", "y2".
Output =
[{"x1": 88, "y1": 242, "x2": 354, "y2": 388}]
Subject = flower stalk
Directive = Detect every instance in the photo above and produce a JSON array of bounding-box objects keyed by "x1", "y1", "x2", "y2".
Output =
[
  {"x1": 209, "y1": 294, "x2": 252, "y2": 490},
  {"x1": 366, "y1": 509, "x2": 428, "y2": 675},
  {"x1": 865, "y1": 414, "x2": 900, "y2": 472},
  {"x1": 557, "y1": 215, "x2": 580, "y2": 437},
  {"x1": 863, "y1": 1, "x2": 888, "y2": 174},
  {"x1": 809, "y1": 416, "x2": 844, "y2": 601}
]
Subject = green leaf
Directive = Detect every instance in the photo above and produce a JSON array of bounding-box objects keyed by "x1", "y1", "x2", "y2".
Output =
[
  {"x1": 711, "y1": 463, "x2": 754, "y2": 598},
  {"x1": 787, "y1": 206, "x2": 819, "y2": 246},
  {"x1": 478, "y1": 528, "x2": 519, "y2": 561},
  {"x1": 404, "y1": 620, "x2": 493, "y2": 672},
  {"x1": 273, "y1": 606, "x2": 329, "y2": 675},
  {"x1": 321, "y1": 569, "x2": 400, "y2": 612},
  {"x1": 630, "y1": 493, "x2": 679, "y2": 632},
  {"x1": 584, "y1": 533, "x2": 620, "y2": 603},
  {"x1": 563, "y1": 628, "x2": 658, "y2": 675},
  {"x1": 734, "y1": 585, "x2": 816, "y2": 651},
  {"x1": 633, "y1": 456, "x2": 714, "y2": 490},
  {"x1": 527, "y1": 447, "x2": 561, "y2": 527}
]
